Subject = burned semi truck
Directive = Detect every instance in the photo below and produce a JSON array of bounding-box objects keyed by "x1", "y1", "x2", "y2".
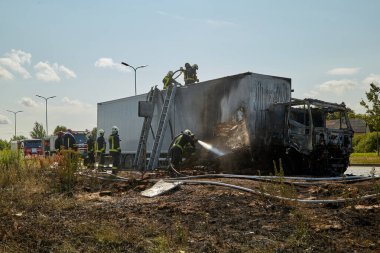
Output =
[{"x1": 97, "y1": 72, "x2": 353, "y2": 175}]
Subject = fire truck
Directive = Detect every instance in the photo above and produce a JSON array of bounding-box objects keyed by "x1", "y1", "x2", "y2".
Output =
[
  {"x1": 20, "y1": 139, "x2": 44, "y2": 156},
  {"x1": 72, "y1": 131, "x2": 88, "y2": 158},
  {"x1": 43, "y1": 131, "x2": 88, "y2": 158}
]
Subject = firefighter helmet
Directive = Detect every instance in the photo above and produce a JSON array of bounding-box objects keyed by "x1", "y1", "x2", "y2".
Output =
[
  {"x1": 183, "y1": 129, "x2": 193, "y2": 136},
  {"x1": 193, "y1": 64, "x2": 198, "y2": 70},
  {"x1": 98, "y1": 129, "x2": 105, "y2": 136},
  {"x1": 185, "y1": 62, "x2": 191, "y2": 68},
  {"x1": 168, "y1": 71, "x2": 173, "y2": 76},
  {"x1": 111, "y1": 126, "x2": 119, "y2": 134}
]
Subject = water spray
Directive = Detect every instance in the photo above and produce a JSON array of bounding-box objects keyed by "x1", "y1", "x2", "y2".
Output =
[{"x1": 198, "y1": 140, "x2": 227, "y2": 157}]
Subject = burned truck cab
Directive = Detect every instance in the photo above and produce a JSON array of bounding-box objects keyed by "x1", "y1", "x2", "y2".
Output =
[{"x1": 285, "y1": 98, "x2": 354, "y2": 175}]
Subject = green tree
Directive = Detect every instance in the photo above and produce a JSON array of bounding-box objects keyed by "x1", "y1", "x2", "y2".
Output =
[
  {"x1": 11, "y1": 135, "x2": 27, "y2": 141},
  {"x1": 0, "y1": 139, "x2": 10, "y2": 150},
  {"x1": 30, "y1": 122, "x2": 46, "y2": 139},
  {"x1": 53, "y1": 125, "x2": 67, "y2": 135},
  {"x1": 360, "y1": 82, "x2": 380, "y2": 155}
]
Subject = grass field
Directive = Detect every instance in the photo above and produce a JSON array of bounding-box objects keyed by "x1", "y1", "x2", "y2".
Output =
[{"x1": 350, "y1": 152, "x2": 380, "y2": 165}]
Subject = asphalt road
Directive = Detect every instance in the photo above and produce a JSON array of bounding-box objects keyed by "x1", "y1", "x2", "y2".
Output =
[{"x1": 346, "y1": 166, "x2": 379, "y2": 176}]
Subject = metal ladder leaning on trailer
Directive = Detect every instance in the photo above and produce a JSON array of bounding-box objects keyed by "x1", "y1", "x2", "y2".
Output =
[
  {"x1": 146, "y1": 84, "x2": 178, "y2": 170},
  {"x1": 133, "y1": 86, "x2": 159, "y2": 170}
]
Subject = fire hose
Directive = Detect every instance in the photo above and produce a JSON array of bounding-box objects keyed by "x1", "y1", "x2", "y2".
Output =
[
  {"x1": 166, "y1": 179, "x2": 380, "y2": 204},
  {"x1": 78, "y1": 172, "x2": 380, "y2": 204}
]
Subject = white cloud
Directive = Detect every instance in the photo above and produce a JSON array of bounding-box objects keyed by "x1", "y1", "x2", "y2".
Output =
[
  {"x1": 34, "y1": 62, "x2": 77, "y2": 82},
  {"x1": 59, "y1": 65, "x2": 77, "y2": 79},
  {"x1": 0, "y1": 49, "x2": 32, "y2": 79},
  {"x1": 318, "y1": 79, "x2": 358, "y2": 95},
  {"x1": 327, "y1": 67, "x2": 360, "y2": 75},
  {"x1": 20, "y1": 97, "x2": 39, "y2": 108},
  {"x1": 0, "y1": 66, "x2": 13, "y2": 80},
  {"x1": 62, "y1": 97, "x2": 92, "y2": 109},
  {"x1": 0, "y1": 115, "x2": 10, "y2": 124},
  {"x1": 94, "y1": 58, "x2": 128, "y2": 72},
  {"x1": 34, "y1": 61, "x2": 60, "y2": 82},
  {"x1": 362, "y1": 73, "x2": 380, "y2": 85}
]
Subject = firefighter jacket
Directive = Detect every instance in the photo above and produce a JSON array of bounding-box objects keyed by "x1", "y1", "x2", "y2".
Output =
[
  {"x1": 184, "y1": 67, "x2": 197, "y2": 84},
  {"x1": 108, "y1": 134, "x2": 121, "y2": 153},
  {"x1": 63, "y1": 132, "x2": 76, "y2": 150},
  {"x1": 96, "y1": 136, "x2": 106, "y2": 153},
  {"x1": 171, "y1": 134, "x2": 196, "y2": 152},
  {"x1": 86, "y1": 136, "x2": 95, "y2": 153},
  {"x1": 54, "y1": 136, "x2": 63, "y2": 151},
  {"x1": 162, "y1": 74, "x2": 172, "y2": 89}
]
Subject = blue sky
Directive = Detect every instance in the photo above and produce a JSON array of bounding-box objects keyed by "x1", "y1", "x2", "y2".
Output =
[{"x1": 0, "y1": 0, "x2": 379, "y2": 140}]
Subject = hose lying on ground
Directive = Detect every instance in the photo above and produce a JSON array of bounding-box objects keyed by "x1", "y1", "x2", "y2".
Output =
[
  {"x1": 170, "y1": 174, "x2": 372, "y2": 181},
  {"x1": 77, "y1": 172, "x2": 380, "y2": 203},
  {"x1": 168, "y1": 179, "x2": 380, "y2": 204},
  {"x1": 166, "y1": 174, "x2": 379, "y2": 186}
]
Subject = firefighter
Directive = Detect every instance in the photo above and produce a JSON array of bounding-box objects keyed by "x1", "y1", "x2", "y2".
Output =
[
  {"x1": 86, "y1": 132, "x2": 95, "y2": 168},
  {"x1": 169, "y1": 129, "x2": 197, "y2": 170},
  {"x1": 192, "y1": 64, "x2": 199, "y2": 82},
  {"x1": 63, "y1": 129, "x2": 76, "y2": 150},
  {"x1": 183, "y1": 63, "x2": 199, "y2": 85},
  {"x1": 54, "y1": 131, "x2": 64, "y2": 153},
  {"x1": 108, "y1": 126, "x2": 121, "y2": 174},
  {"x1": 163, "y1": 71, "x2": 175, "y2": 89},
  {"x1": 96, "y1": 129, "x2": 106, "y2": 169}
]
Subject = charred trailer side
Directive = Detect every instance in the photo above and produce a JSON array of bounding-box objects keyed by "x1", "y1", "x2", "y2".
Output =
[
  {"x1": 97, "y1": 72, "x2": 292, "y2": 171},
  {"x1": 268, "y1": 99, "x2": 354, "y2": 175}
]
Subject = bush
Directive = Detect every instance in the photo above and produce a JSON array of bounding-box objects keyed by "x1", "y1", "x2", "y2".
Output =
[
  {"x1": 353, "y1": 132, "x2": 380, "y2": 153},
  {"x1": 352, "y1": 134, "x2": 365, "y2": 148}
]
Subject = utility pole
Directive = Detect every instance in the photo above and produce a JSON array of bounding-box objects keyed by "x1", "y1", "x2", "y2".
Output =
[
  {"x1": 6, "y1": 110, "x2": 23, "y2": 138},
  {"x1": 121, "y1": 62, "x2": 148, "y2": 95},
  {"x1": 36, "y1": 95, "x2": 56, "y2": 136}
]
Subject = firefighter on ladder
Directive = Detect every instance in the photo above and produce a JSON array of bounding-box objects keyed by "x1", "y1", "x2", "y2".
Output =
[
  {"x1": 169, "y1": 129, "x2": 197, "y2": 174},
  {"x1": 96, "y1": 129, "x2": 106, "y2": 170},
  {"x1": 108, "y1": 126, "x2": 121, "y2": 174}
]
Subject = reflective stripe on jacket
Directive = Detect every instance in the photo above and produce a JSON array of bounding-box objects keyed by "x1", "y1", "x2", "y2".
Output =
[
  {"x1": 108, "y1": 134, "x2": 120, "y2": 152},
  {"x1": 96, "y1": 136, "x2": 106, "y2": 152}
]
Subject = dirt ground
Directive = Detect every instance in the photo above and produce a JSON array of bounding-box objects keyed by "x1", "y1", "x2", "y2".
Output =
[{"x1": 1, "y1": 167, "x2": 379, "y2": 253}]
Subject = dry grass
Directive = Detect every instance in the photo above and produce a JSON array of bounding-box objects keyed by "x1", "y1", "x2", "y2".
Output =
[{"x1": 0, "y1": 150, "x2": 379, "y2": 252}]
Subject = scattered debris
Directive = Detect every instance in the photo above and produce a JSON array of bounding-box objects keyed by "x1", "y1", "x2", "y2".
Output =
[{"x1": 141, "y1": 179, "x2": 183, "y2": 197}]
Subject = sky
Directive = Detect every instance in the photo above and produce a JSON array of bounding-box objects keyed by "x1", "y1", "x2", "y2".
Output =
[{"x1": 0, "y1": 0, "x2": 379, "y2": 140}]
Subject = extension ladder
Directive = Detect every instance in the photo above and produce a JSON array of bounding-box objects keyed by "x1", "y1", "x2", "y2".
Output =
[
  {"x1": 146, "y1": 84, "x2": 178, "y2": 170},
  {"x1": 133, "y1": 87, "x2": 159, "y2": 170}
]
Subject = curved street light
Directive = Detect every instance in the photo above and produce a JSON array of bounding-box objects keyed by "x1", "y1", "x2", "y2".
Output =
[
  {"x1": 6, "y1": 110, "x2": 23, "y2": 138},
  {"x1": 121, "y1": 61, "x2": 148, "y2": 95},
  {"x1": 35, "y1": 95, "x2": 56, "y2": 136}
]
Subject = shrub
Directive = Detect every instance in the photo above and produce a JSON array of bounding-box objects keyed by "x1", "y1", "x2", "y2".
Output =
[
  {"x1": 352, "y1": 134, "x2": 365, "y2": 148},
  {"x1": 354, "y1": 132, "x2": 380, "y2": 153}
]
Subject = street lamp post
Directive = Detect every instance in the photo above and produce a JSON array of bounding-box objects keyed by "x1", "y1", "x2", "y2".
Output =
[
  {"x1": 36, "y1": 95, "x2": 56, "y2": 136},
  {"x1": 6, "y1": 110, "x2": 23, "y2": 138},
  {"x1": 121, "y1": 62, "x2": 148, "y2": 95}
]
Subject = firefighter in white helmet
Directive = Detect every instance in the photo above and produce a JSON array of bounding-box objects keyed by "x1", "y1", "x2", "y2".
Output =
[
  {"x1": 108, "y1": 126, "x2": 121, "y2": 174},
  {"x1": 169, "y1": 129, "x2": 197, "y2": 170}
]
